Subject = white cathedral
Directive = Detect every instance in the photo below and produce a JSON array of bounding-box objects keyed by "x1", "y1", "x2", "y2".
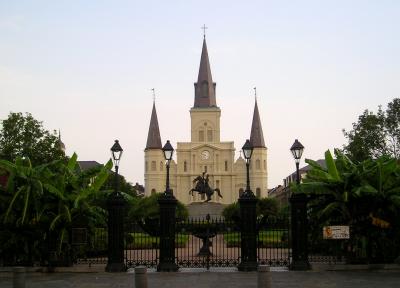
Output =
[{"x1": 144, "y1": 37, "x2": 268, "y2": 205}]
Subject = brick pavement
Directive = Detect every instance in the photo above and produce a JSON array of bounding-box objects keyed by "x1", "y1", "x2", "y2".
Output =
[{"x1": 1, "y1": 269, "x2": 400, "y2": 288}]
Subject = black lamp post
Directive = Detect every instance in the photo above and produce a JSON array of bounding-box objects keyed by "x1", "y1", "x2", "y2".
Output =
[
  {"x1": 106, "y1": 140, "x2": 126, "y2": 272},
  {"x1": 242, "y1": 139, "x2": 254, "y2": 197},
  {"x1": 162, "y1": 140, "x2": 174, "y2": 196},
  {"x1": 157, "y1": 140, "x2": 178, "y2": 271},
  {"x1": 289, "y1": 139, "x2": 310, "y2": 270},
  {"x1": 111, "y1": 139, "x2": 123, "y2": 194},
  {"x1": 238, "y1": 139, "x2": 258, "y2": 271}
]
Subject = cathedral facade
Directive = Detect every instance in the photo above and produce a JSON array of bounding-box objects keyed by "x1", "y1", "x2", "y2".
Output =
[{"x1": 144, "y1": 38, "x2": 268, "y2": 205}]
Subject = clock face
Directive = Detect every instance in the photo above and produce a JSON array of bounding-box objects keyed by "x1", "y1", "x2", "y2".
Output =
[{"x1": 201, "y1": 150, "x2": 210, "y2": 160}]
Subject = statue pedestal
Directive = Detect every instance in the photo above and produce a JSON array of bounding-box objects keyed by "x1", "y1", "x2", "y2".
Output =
[{"x1": 187, "y1": 202, "x2": 227, "y2": 219}]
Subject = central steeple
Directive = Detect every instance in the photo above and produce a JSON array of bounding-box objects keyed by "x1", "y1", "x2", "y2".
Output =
[{"x1": 194, "y1": 37, "x2": 217, "y2": 108}]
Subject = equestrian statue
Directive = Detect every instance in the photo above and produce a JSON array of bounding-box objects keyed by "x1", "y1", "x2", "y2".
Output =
[{"x1": 189, "y1": 172, "x2": 223, "y2": 202}]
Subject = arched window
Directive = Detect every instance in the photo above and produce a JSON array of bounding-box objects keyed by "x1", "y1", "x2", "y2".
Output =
[
  {"x1": 256, "y1": 188, "x2": 261, "y2": 198},
  {"x1": 151, "y1": 189, "x2": 156, "y2": 195},
  {"x1": 256, "y1": 159, "x2": 261, "y2": 170},
  {"x1": 184, "y1": 161, "x2": 187, "y2": 172},
  {"x1": 207, "y1": 130, "x2": 213, "y2": 142},
  {"x1": 151, "y1": 161, "x2": 156, "y2": 171},
  {"x1": 160, "y1": 161, "x2": 163, "y2": 171},
  {"x1": 199, "y1": 130, "x2": 205, "y2": 142},
  {"x1": 239, "y1": 188, "x2": 244, "y2": 198},
  {"x1": 202, "y1": 81, "x2": 209, "y2": 97},
  {"x1": 224, "y1": 161, "x2": 228, "y2": 171}
]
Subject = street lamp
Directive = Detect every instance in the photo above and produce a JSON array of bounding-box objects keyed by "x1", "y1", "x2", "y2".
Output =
[
  {"x1": 242, "y1": 139, "x2": 254, "y2": 197},
  {"x1": 162, "y1": 140, "x2": 174, "y2": 196},
  {"x1": 238, "y1": 139, "x2": 257, "y2": 271},
  {"x1": 110, "y1": 139, "x2": 123, "y2": 194},
  {"x1": 106, "y1": 139, "x2": 125, "y2": 272},
  {"x1": 157, "y1": 140, "x2": 178, "y2": 271},
  {"x1": 289, "y1": 139, "x2": 310, "y2": 270},
  {"x1": 290, "y1": 139, "x2": 304, "y2": 185}
]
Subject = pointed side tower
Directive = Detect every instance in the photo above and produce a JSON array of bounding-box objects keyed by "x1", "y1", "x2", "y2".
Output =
[
  {"x1": 144, "y1": 101, "x2": 165, "y2": 196},
  {"x1": 250, "y1": 100, "x2": 266, "y2": 148},
  {"x1": 249, "y1": 98, "x2": 268, "y2": 197},
  {"x1": 190, "y1": 37, "x2": 221, "y2": 143},
  {"x1": 145, "y1": 102, "x2": 162, "y2": 150}
]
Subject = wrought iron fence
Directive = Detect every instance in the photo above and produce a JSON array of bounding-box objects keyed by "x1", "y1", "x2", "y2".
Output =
[
  {"x1": 74, "y1": 227, "x2": 108, "y2": 265},
  {"x1": 257, "y1": 215, "x2": 291, "y2": 267},
  {"x1": 125, "y1": 221, "x2": 159, "y2": 268},
  {"x1": 307, "y1": 218, "x2": 349, "y2": 264}
]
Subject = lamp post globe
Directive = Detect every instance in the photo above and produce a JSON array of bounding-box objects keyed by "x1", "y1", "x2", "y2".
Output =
[
  {"x1": 110, "y1": 140, "x2": 123, "y2": 176},
  {"x1": 290, "y1": 139, "x2": 304, "y2": 184}
]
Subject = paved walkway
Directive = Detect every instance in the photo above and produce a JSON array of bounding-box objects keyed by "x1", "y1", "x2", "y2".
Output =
[{"x1": 1, "y1": 269, "x2": 400, "y2": 288}]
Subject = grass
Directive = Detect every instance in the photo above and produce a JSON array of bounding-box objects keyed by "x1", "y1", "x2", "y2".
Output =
[
  {"x1": 126, "y1": 233, "x2": 189, "y2": 249},
  {"x1": 224, "y1": 230, "x2": 289, "y2": 248}
]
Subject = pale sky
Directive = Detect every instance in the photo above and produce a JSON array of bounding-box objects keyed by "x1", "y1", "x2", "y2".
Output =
[{"x1": 1, "y1": 0, "x2": 399, "y2": 188}]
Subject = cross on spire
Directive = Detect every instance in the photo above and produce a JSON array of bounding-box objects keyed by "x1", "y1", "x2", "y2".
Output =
[
  {"x1": 151, "y1": 88, "x2": 155, "y2": 102},
  {"x1": 254, "y1": 87, "x2": 257, "y2": 101},
  {"x1": 201, "y1": 24, "x2": 208, "y2": 39}
]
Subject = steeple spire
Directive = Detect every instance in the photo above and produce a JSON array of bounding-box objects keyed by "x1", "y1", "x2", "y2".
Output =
[
  {"x1": 58, "y1": 129, "x2": 66, "y2": 152},
  {"x1": 250, "y1": 98, "x2": 266, "y2": 148},
  {"x1": 145, "y1": 101, "x2": 162, "y2": 150},
  {"x1": 194, "y1": 36, "x2": 217, "y2": 108}
]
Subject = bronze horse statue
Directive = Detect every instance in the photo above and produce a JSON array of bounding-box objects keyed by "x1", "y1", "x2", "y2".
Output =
[{"x1": 189, "y1": 172, "x2": 223, "y2": 202}]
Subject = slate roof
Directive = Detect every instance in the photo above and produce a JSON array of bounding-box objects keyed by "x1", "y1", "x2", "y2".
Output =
[{"x1": 77, "y1": 161, "x2": 102, "y2": 171}]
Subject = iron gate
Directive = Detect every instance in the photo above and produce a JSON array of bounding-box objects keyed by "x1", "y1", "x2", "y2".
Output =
[
  {"x1": 75, "y1": 215, "x2": 292, "y2": 269},
  {"x1": 176, "y1": 215, "x2": 240, "y2": 269},
  {"x1": 257, "y1": 214, "x2": 291, "y2": 267}
]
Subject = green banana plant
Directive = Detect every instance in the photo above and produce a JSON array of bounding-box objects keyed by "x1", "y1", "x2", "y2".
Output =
[
  {"x1": 43, "y1": 153, "x2": 113, "y2": 253},
  {"x1": 0, "y1": 153, "x2": 113, "y2": 261}
]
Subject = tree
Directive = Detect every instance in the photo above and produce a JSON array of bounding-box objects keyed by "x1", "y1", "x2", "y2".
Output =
[
  {"x1": 128, "y1": 193, "x2": 189, "y2": 221},
  {"x1": 297, "y1": 149, "x2": 400, "y2": 263},
  {"x1": 0, "y1": 112, "x2": 65, "y2": 166},
  {"x1": 102, "y1": 172, "x2": 137, "y2": 197},
  {"x1": 222, "y1": 198, "x2": 279, "y2": 222},
  {"x1": 343, "y1": 98, "x2": 400, "y2": 162},
  {"x1": 0, "y1": 157, "x2": 52, "y2": 265},
  {"x1": 257, "y1": 198, "x2": 279, "y2": 218},
  {"x1": 0, "y1": 153, "x2": 113, "y2": 265}
]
